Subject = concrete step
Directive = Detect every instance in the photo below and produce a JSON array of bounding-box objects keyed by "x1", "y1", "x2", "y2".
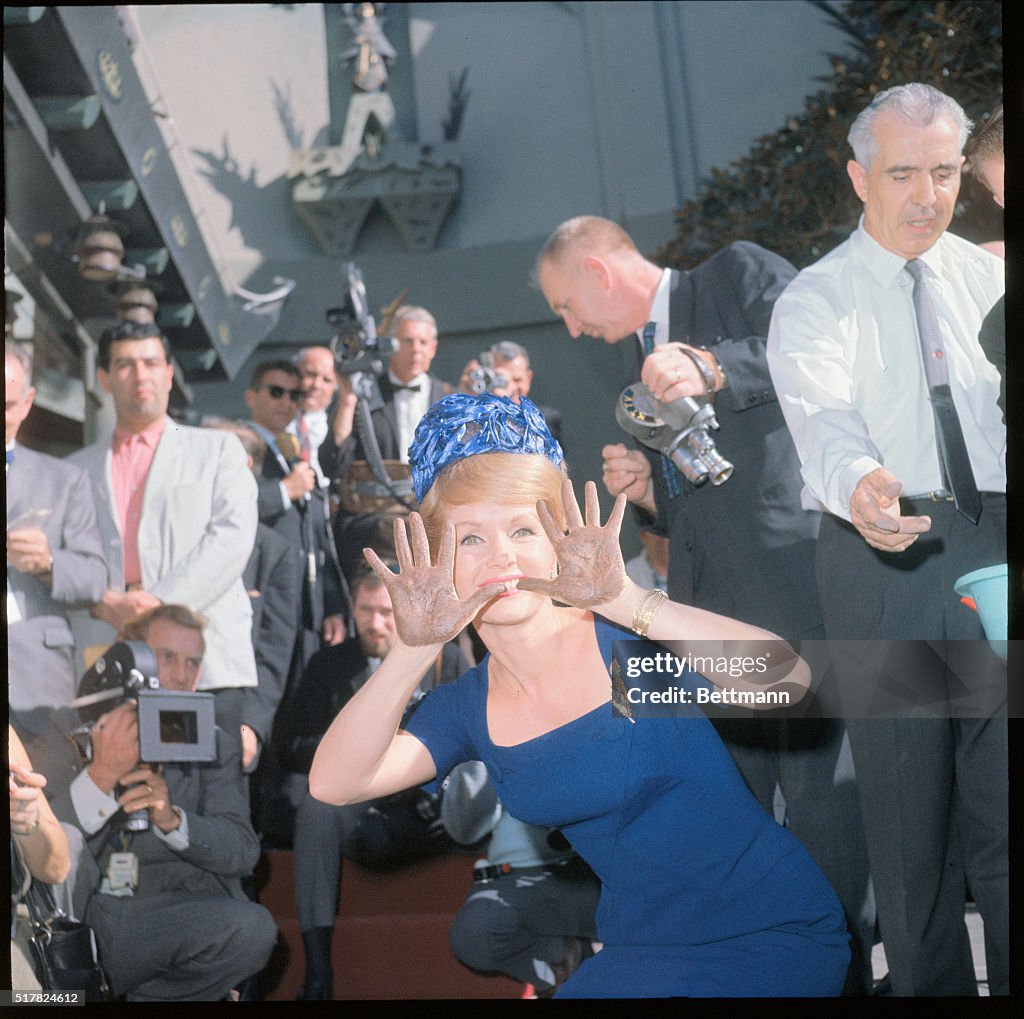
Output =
[{"x1": 253, "y1": 849, "x2": 522, "y2": 1000}]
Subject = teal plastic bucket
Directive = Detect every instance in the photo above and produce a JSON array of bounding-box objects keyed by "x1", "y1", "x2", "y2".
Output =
[{"x1": 954, "y1": 564, "x2": 1008, "y2": 660}]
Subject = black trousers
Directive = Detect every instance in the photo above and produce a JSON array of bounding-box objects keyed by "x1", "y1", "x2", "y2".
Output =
[{"x1": 816, "y1": 496, "x2": 1008, "y2": 996}]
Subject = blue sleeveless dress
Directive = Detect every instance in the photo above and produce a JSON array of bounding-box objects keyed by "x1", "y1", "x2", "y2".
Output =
[{"x1": 402, "y1": 617, "x2": 849, "y2": 997}]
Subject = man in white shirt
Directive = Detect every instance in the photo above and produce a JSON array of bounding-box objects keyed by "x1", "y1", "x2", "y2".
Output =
[
  {"x1": 767, "y1": 83, "x2": 1006, "y2": 996},
  {"x1": 320, "y1": 305, "x2": 447, "y2": 472},
  {"x1": 287, "y1": 346, "x2": 338, "y2": 488}
]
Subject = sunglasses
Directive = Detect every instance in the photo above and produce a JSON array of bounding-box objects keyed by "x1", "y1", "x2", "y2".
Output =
[{"x1": 257, "y1": 383, "x2": 303, "y2": 402}]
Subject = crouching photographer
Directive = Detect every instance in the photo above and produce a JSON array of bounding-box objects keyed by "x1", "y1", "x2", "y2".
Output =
[{"x1": 29, "y1": 604, "x2": 277, "y2": 1001}]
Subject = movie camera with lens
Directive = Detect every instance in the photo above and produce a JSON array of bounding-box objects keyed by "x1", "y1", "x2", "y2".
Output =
[
  {"x1": 326, "y1": 262, "x2": 398, "y2": 376},
  {"x1": 74, "y1": 642, "x2": 217, "y2": 764},
  {"x1": 72, "y1": 642, "x2": 217, "y2": 833},
  {"x1": 616, "y1": 383, "x2": 733, "y2": 487}
]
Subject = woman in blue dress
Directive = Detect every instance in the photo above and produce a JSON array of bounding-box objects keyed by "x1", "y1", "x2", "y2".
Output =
[{"x1": 310, "y1": 394, "x2": 849, "y2": 997}]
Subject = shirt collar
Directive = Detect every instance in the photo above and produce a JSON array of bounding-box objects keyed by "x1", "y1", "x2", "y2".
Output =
[
  {"x1": 248, "y1": 421, "x2": 278, "y2": 448},
  {"x1": 113, "y1": 416, "x2": 166, "y2": 450},
  {"x1": 388, "y1": 370, "x2": 428, "y2": 390},
  {"x1": 854, "y1": 215, "x2": 947, "y2": 288},
  {"x1": 637, "y1": 268, "x2": 673, "y2": 345}
]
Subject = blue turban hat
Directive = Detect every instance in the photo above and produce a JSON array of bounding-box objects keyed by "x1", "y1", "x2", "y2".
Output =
[{"x1": 409, "y1": 393, "x2": 564, "y2": 502}]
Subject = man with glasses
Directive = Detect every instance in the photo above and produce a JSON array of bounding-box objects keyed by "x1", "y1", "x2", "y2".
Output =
[
  {"x1": 70, "y1": 321, "x2": 259, "y2": 759},
  {"x1": 245, "y1": 359, "x2": 347, "y2": 845}
]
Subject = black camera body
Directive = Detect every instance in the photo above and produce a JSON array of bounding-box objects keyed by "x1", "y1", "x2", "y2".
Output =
[
  {"x1": 76, "y1": 641, "x2": 217, "y2": 764},
  {"x1": 466, "y1": 351, "x2": 509, "y2": 395},
  {"x1": 327, "y1": 262, "x2": 398, "y2": 377}
]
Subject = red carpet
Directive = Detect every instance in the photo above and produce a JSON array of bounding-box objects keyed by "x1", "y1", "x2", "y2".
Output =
[{"x1": 254, "y1": 850, "x2": 522, "y2": 999}]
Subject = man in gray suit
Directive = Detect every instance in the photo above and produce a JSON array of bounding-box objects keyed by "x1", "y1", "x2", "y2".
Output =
[
  {"x1": 69, "y1": 321, "x2": 260, "y2": 767},
  {"x1": 6, "y1": 340, "x2": 107, "y2": 717},
  {"x1": 46, "y1": 604, "x2": 277, "y2": 1001}
]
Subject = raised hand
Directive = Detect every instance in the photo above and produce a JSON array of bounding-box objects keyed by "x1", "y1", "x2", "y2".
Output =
[
  {"x1": 364, "y1": 513, "x2": 507, "y2": 647},
  {"x1": 849, "y1": 467, "x2": 931, "y2": 552},
  {"x1": 517, "y1": 480, "x2": 629, "y2": 609}
]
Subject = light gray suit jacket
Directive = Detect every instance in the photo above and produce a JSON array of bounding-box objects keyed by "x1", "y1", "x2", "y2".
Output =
[
  {"x1": 6, "y1": 445, "x2": 108, "y2": 712},
  {"x1": 68, "y1": 419, "x2": 259, "y2": 691}
]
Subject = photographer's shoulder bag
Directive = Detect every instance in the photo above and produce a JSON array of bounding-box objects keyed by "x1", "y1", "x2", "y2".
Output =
[{"x1": 12, "y1": 838, "x2": 111, "y2": 1001}]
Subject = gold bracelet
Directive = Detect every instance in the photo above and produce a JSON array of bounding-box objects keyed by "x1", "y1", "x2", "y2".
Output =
[{"x1": 632, "y1": 588, "x2": 668, "y2": 638}]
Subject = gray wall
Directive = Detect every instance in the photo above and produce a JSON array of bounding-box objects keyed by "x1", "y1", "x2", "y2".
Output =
[{"x1": 133, "y1": 1, "x2": 851, "y2": 547}]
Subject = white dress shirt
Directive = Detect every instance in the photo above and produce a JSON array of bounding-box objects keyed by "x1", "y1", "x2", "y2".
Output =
[
  {"x1": 767, "y1": 221, "x2": 1005, "y2": 519},
  {"x1": 389, "y1": 370, "x2": 431, "y2": 463},
  {"x1": 71, "y1": 770, "x2": 190, "y2": 849},
  {"x1": 286, "y1": 408, "x2": 330, "y2": 487},
  {"x1": 249, "y1": 421, "x2": 294, "y2": 512},
  {"x1": 634, "y1": 268, "x2": 673, "y2": 349}
]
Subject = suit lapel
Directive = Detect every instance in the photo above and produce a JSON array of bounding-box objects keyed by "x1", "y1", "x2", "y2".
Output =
[
  {"x1": 141, "y1": 420, "x2": 177, "y2": 525},
  {"x1": 667, "y1": 269, "x2": 695, "y2": 344},
  {"x1": 6, "y1": 445, "x2": 30, "y2": 518},
  {"x1": 377, "y1": 378, "x2": 401, "y2": 455},
  {"x1": 97, "y1": 442, "x2": 120, "y2": 537}
]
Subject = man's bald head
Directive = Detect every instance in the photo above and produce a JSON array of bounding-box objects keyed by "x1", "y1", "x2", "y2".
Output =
[{"x1": 534, "y1": 216, "x2": 660, "y2": 344}]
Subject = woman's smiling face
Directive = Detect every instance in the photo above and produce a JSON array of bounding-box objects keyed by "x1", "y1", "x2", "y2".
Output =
[{"x1": 446, "y1": 500, "x2": 556, "y2": 623}]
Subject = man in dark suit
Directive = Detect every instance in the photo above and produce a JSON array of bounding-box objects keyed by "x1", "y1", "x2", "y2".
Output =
[
  {"x1": 965, "y1": 104, "x2": 1005, "y2": 423},
  {"x1": 318, "y1": 306, "x2": 449, "y2": 579},
  {"x1": 245, "y1": 360, "x2": 348, "y2": 844},
  {"x1": 43, "y1": 604, "x2": 277, "y2": 1001},
  {"x1": 6, "y1": 340, "x2": 108, "y2": 718},
  {"x1": 204, "y1": 420, "x2": 304, "y2": 771},
  {"x1": 275, "y1": 566, "x2": 469, "y2": 1000},
  {"x1": 245, "y1": 359, "x2": 347, "y2": 667},
  {"x1": 535, "y1": 215, "x2": 873, "y2": 993}
]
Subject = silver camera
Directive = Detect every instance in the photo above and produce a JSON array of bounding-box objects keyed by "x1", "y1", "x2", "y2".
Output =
[{"x1": 616, "y1": 383, "x2": 733, "y2": 487}]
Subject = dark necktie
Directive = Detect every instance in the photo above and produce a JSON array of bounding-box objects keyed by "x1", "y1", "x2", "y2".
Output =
[
  {"x1": 905, "y1": 259, "x2": 981, "y2": 523},
  {"x1": 641, "y1": 321, "x2": 657, "y2": 356},
  {"x1": 392, "y1": 382, "x2": 421, "y2": 393}
]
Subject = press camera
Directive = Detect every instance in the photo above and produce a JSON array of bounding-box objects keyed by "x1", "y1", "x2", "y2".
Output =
[{"x1": 616, "y1": 383, "x2": 733, "y2": 487}]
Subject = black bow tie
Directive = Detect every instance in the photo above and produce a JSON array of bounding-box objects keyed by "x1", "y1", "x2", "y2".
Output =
[{"x1": 392, "y1": 383, "x2": 421, "y2": 393}]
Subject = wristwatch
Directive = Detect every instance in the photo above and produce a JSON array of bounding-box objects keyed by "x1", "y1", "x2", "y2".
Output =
[{"x1": 698, "y1": 346, "x2": 729, "y2": 390}]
